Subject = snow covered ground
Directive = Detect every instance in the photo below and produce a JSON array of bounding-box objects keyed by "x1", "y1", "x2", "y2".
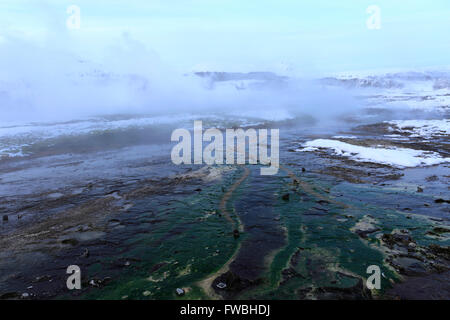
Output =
[
  {"x1": 385, "y1": 119, "x2": 450, "y2": 139},
  {"x1": 297, "y1": 139, "x2": 450, "y2": 168}
]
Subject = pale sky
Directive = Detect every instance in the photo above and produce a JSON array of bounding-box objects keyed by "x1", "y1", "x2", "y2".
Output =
[{"x1": 1, "y1": 0, "x2": 449, "y2": 74}]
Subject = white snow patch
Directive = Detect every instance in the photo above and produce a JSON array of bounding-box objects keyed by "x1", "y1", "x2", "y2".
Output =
[
  {"x1": 386, "y1": 119, "x2": 450, "y2": 138},
  {"x1": 332, "y1": 135, "x2": 357, "y2": 139},
  {"x1": 297, "y1": 139, "x2": 450, "y2": 168}
]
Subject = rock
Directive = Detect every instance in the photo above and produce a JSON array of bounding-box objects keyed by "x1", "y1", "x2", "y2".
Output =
[
  {"x1": 21, "y1": 293, "x2": 30, "y2": 299},
  {"x1": 408, "y1": 242, "x2": 417, "y2": 249},
  {"x1": 351, "y1": 215, "x2": 380, "y2": 238},
  {"x1": 435, "y1": 198, "x2": 450, "y2": 204},
  {"x1": 382, "y1": 233, "x2": 414, "y2": 248},
  {"x1": 2, "y1": 215, "x2": 8, "y2": 222},
  {"x1": 195, "y1": 188, "x2": 202, "y2": 192},
  {"x1": 432, "y1": 227, "x2": 450, "y2": 234},
  {"x1": 81, "y1": 248, "x2": 90, "y2": 258},
  {"x1": 175, "y1": 288, "x2": 185, "y2": 296},
  {"x1": 124, "y1": 261, "x2": 131, "y2": 266},
  {"x1": 89, "y1": 279, "x2": 99, "y2": 287},
  {"x1": 0, "y1": 292, "x2": 20, "y2": 299},
  {"x1": 417, "y1": 186, "x2": 423, "y2": 193},
  {"x1": 33, "y1": 275, "x2": 51, "y2": 283},
  {"x1": 61, "y1": 238, "x2": 79, "y2": 246},
  {"x1": 216, "y1": 282, "x2": 227, "y2": 289},
  {"x1": 143, "y1": 290, "x2": 151, "y2": 296},
  {"x1": 428, "y1": 244, "x2": 450, "y2": 260},
  {"x1": 302, "y1": 167, "x2": 306, "y2": 172},
  {"x1": 233, "y1": 229, "x2": 240, "y2": 239},
  {"x1": 391, "y1": 257, "x2": 428, "y2": 276},
  {"x1": 282, "y1": 193, "x2": 290, "y2": 201}
]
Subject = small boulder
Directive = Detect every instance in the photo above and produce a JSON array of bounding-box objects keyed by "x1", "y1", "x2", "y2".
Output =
[
  {"x1": 216, "y1": 282, "x2": 227, "y2": 289},
  {"x1": 176, "y1": 288, "x2": 185, "y2": 296}
]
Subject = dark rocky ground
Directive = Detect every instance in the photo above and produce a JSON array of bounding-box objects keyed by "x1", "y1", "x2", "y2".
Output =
[{"x1": 0, "y1": 117, "x2": 449, "y2": 300}]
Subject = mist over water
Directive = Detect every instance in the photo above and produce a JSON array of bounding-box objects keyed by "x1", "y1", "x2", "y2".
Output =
[{"x1": 0, "y1": 29, "x2": 365, "y2": 127}]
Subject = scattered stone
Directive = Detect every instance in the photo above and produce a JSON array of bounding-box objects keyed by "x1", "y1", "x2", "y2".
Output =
[
  {"x1": 428, "y1": 244, "x2": 450, "y2": 260},
  {"x1": 176, "y1": 288, "x2": 185, "y2": 296},
  {"x1": 21, "y1": 293, "x2": 30, "y2": 299},
  {"x1": 2, "y1": 215, "x2": 8, "y2": 222},
  {"x1": 124, "y1": 261, "x2": 131, "y2": 266},
  {"x1": 233, "y1": 229, "x2": 240, "y2": 239},
  {"x1": 426, "y1": 175, "x2": 438, "y2": 182},
  {"x1": 282, "y1": 193, "x2": 290, "y2": 201},
  {"x1": 302, "y1": 167, "x2": 306, "y2": 172},
  {"x1": 417, "y1": 186, "x2": 423, "y2": 193},
  {"x1": 195, "y1": 188, "x2": 202, "y2": 192},
  {"x1": 382, "y1": 232, "x2": 414, "y2": 248}
]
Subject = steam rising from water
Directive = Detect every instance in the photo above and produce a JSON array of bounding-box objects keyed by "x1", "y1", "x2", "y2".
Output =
[{"x1": 0, "y1": 30, "x2": 363, "y2": 126}]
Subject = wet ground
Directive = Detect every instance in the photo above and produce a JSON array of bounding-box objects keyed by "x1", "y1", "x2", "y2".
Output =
[{"x1": 0, "y1": 118, "x2": 449, "y2": 300}]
